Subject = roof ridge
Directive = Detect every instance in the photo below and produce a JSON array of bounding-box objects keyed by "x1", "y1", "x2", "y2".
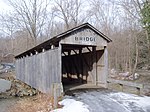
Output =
[{"x1": 15, "y1": 23, "x2": 112, "y2": 58}]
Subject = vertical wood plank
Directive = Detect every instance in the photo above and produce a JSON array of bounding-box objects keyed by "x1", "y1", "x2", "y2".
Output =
[
  {"x1": 15, "y1": 48, "x2": 61, "y2": 93},
  {"x1": 104, "y1": 46, "x2": 108, "y2": 87},
  {"x1": 92, "y1": 46, "x2": 97, "y2": 85}
]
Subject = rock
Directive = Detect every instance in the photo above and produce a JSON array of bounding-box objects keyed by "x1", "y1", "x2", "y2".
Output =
[
  {"x1": 110, "y1": 69, "x2": 118, "y2": 78},
  {"x1": 0, "y1": 79, "x2": 11, "y2": 93},
  {"x1": 128, "y1": 75, "x2": 134, "y2": 80},
  {"x1": 119, "y1": 72, "x2": 130, "y2": 77},
  {"x1": 128, "y1": 73, "x2": 140, "y2": 80},
  {"x1": 0, "y1": 64, "x2": 4, "y2": 70},
  {"x1": 134, "y1": 73, "x2": 140, "y2": 79},
  {"x1": 110, "y1": 69, "x2": 118, "y2": 75},
  {"x1": 145, "y1": 92, "x2": 150, "y2": 96},
  {"x1": 0, "y1": 73, "x2": 40, "y2": 97},
  {"x1": 141, "y1": 88, "x2": 150, "y2": 96}
]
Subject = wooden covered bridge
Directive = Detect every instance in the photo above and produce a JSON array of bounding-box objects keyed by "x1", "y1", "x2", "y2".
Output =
[{"x1": 15, "y1": 23, "x2": 112, "y2": 93}]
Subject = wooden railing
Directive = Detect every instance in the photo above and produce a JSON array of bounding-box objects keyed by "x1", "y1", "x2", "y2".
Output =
[{"x1": 107, "y1": 78, "x2": 144, "y2": 95}]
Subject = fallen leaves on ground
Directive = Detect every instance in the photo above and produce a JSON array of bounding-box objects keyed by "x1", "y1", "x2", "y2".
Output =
[{"x1": 8, "y1": 93, "x2": 53, "y2": 112}]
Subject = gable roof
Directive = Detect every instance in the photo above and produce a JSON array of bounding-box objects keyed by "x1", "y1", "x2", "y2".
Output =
[{"x1": 15, "y1": 23, "x2": 112, "y2": 58}]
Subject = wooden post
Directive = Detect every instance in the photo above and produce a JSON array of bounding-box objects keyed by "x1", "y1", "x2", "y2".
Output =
[
  {"x1": 53, "y1": 83, "x2": 58, "y2": 109},
  {"x1": 52, "y1": 83, "x2": 63, "y2": 109},
  {"x1": 59, "y1": 43, "x2": 62, "y2": 84},
  {"x1": 119, "y1": 84, "x2": 123, "y2": 92},
  {"x1": 104, "y1": 46, "x2": 108, "y2": 87},
  {"x1": 51, "y1": 45, "x2": 54, "y2": 49},
  {"x1": 35, "y1": 51, "x2": 38, "y2": 54},
  {"x1": 136, "y1": 87, "x2": 140, "y2": 95},
  {"x1": 79, "y1": 48, "x2": 83, "y2": 83},
  {"x1": 67, "y1": 50, "x2": 71, "y2": 79},
  {"x1": 42, "y1": 48, "x2": 45, "y2": 52},
  {"x1": 92, "y1": 46, "x2": 97, "y2": 85}
]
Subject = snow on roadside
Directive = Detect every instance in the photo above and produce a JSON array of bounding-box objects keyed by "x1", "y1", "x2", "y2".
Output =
[
  {"x1": 51, "y1": 99, "x2": 90, "y2": 112},
  {"x1": 109, "y1": 92, "x2": 150, "y2": 111},
  {"x1": 51, "y1": 91, "x2": 150, "y2": 112}
]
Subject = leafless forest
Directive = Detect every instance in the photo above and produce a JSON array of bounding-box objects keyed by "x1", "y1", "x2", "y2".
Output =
[{"x1": 0, "y1": 0, "x2": 149, "y2": 73}]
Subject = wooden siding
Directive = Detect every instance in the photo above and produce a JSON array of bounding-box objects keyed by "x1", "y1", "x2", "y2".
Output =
[
  {"x1": 15, "y1": 48, "x2": 61, "y2": 93},
  {"x1": 96, "y1": 50, "x2": 105, "y2": 85},
  {"x1": 96, "y1": 48, "x2": 108, "y2": 87},
  {"x1": 104, "y1": 47, "x2": 108, "y2": 87}
]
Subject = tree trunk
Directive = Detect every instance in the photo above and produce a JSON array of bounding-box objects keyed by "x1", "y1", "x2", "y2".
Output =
[
  {"x1": 132, "y1": 35, "x2": 138, "y2": 80},
  {"x1": 128, "y1": 36, "x2": 132, "y2": 74},
  {"x1": 145, "y1": 30, "x2": 150, "y2": 64}
]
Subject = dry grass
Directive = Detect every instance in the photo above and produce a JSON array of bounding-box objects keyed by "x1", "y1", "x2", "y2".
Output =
[
  {"x1": 8, "y1": 93, "x2": 53, "y2": 112},
  {"x1": 133, "y1": 75, "x2": 150, "y2": 84}
]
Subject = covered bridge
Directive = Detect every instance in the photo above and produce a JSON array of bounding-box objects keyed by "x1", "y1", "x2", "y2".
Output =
[{"x1": 15, "y1": 23, "x2": 112, "y2": 93}]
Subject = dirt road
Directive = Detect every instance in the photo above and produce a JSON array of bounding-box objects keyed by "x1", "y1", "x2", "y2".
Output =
[{"x1": 0, "y1": 97, "x2": 19, "y2": 112}]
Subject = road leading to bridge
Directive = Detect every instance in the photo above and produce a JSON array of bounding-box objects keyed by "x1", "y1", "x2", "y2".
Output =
[{"x1": 57, "y1": 89, "x2": 150, "y2": 112}]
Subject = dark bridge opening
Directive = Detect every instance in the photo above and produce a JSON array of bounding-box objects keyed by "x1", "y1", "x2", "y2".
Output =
[{"x1": 61, "y1": 44, "x2": 104, "y2": 89}]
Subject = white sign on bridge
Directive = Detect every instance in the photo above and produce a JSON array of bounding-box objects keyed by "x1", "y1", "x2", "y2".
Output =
[{"x1": 60, "y1": 28, "x2": 107, "y2": 46}]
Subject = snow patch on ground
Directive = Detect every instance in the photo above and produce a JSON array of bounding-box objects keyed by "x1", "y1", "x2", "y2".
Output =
[
  {"x1": 51, "y1": 99, "x2": 90, "y2": 112},
  {"x1": 109, "y1": 92, "x2": 150, "y2": 112},
  {"x1": 51, "y1": 91, "x2": 150, "y2": 112}
]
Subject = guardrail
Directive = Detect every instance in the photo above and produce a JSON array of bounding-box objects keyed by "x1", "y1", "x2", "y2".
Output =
[{"x1": 107, "y1": 78, "x2": 144, "y2": 95}]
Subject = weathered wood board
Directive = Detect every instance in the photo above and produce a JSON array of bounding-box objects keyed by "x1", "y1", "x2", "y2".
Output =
[
  {"x1": 15, "y1": 48, "x2": 61, "y2": 93},
  {"x1": 60, "y1": 27, "x2": 107, "y2": 46}
]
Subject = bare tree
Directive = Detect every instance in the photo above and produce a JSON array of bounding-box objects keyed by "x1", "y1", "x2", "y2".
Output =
[
  {"x1": 0, "y1": 13, "x2": 17, "y2": 54},
  {"x1": 6, "y1": 0, "x2": 50, "y2": 45},
  {"x1": 88, "y1": 0, "x2": 120, "y2": 36},
  {"x1": 87, "y1": 0, "x2": 144, "y2": 74},
  {"x1": 117, "y1": 0, "x2": 150, "y2": 73},
  {"x1": 52, "y1": 0, "x2": 88, "y2": 30}
]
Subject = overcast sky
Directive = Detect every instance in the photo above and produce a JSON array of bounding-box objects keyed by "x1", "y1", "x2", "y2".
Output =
[{"x1": 0, "y1": 0, "x2": 11, "y2": 13}]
